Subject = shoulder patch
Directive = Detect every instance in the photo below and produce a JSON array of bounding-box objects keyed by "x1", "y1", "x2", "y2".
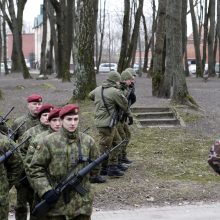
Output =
[{"x1": 36, "y1": 145, "x2": 41, "y2": 150}]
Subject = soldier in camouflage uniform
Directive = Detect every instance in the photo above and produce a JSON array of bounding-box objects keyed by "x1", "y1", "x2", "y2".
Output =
[
  {"x1": 117, "y1": 70, "x2": 135, "y2": 166},
  {"x1": 29, "y1": 104, "x2": 100, "y2": 220},
  {"x1": 16, "y1": 104, "x2": 54, "y2": 220},
  {"x1": 89, "y1": 71, "x2": 131, "y2": 177},
  {"x1": 0, "y1": 133, "x2": 23, "y2": 220},
  {"x1": 25, "y1": 107, "x2": 62, "y2": 178},
  {"x1": 11, "y1": 94, "x2": 42, "y2": 220},
  {"x1": 12, "y1": 94, "x2": 43, "y2": 142}
]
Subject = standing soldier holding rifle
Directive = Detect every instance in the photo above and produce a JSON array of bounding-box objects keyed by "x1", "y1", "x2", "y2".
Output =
[
  {"x1": 28, "y1": 104, "x2": 101, "y2": 220},
  {"x1": 0, "y1": 133, "x2": 23, "y2": 220},
  {"x1": 89, "y1": 71, "x2": 131, "y2": 177},
  {"x1": 11, "y1": 94, "x2": 42, "y2": 220},
  {"x1": 118, "y1": 69, "x2": 136, "y2": 165}
]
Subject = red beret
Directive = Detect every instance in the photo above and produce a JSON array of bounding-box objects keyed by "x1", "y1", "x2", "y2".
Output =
[
  {"x1": 27, "y1": 94, "x2": 42, "y2": 103},
  {"x1": 48, "y1": 107, "x2": 61, "y2": 121},
  {"x1": 59, "y1": 104, "x2": 79, "y2": 119},
  {"x1": 37, "y1": 104, "x2": 54, "y2": 117}
]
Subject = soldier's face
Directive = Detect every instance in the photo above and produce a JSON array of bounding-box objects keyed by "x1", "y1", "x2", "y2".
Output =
[
  {"x1": 40, "y1": 112, "x2": 50, "y2": 125},
  {"x1": 28, "y1": 102, "x2": 42, "y2": 116},
  {"x1": 62, "y1": 114, "x2": 79, "y2": 132},
  {"x1": 124, "y1": 79, "x2": 132, "y2": 86},
  {"x1": 50, "y1": 117, "x2": 62, "y2": 132}
]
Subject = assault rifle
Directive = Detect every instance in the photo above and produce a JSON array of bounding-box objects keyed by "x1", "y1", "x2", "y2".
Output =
[
  {"x1": 8, "y1": 121, "x2": 26, "y2": 139},
  {"x1": 0, "y1": 107, "x2": 15, "y2": 125},
  {"x1": 0, "y1": 136, "x2": 31, "y2": 164},
  {"x1": 32, "y1": 139, "x2": 127, "y2": 217}
]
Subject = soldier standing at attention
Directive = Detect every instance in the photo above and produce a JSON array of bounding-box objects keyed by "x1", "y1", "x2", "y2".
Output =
[
  {"x1": 16, "y1": 104, "x2": 54, "y2": 220},
  {"x1": 89, "y1": 71, "x2": 131, "y2": 177},
  {"x1": 0, "y1": 133, "x2": 23, "y2": 220},
  {"x1": 25, "y1": 107, "x2": 62, "y2": 177},
  {"x1": 117, "y1": 70, "x2": 135, "y2": 166},
  {"x1": 12, "y1": 94, "x2": 43, "y2": 141},
  {"x1": 11, "y1": 94, "x2": 42, "y2": 220},
  {"x1": 29, "y1": 104, "x2": 100, "y2": 220}
]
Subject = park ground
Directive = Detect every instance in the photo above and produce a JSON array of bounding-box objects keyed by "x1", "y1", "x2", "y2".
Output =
[{"x1": 0, "y1": 72, "x2": 220, "y2": 211}]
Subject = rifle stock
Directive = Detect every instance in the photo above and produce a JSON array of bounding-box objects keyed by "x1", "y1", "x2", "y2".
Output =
[{"x1": 32, "y1": 139, "x2": 127, "y2": 217}]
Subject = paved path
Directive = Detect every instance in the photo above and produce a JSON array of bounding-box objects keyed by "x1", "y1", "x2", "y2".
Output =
[
  {"x1": 92, "y1": 203, "x2": 220, "y2": 220},
  {"x1": 9, "y1": 203, "x2": 220, "y2": 220}
]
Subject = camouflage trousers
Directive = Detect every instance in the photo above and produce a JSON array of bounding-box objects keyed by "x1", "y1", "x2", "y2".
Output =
[
  {"x1": 0, "y1": 191, "x2": 9, "y2": 220},
  {"x1": 117, "y1": 121, "x2": 131, "y2": 158},
  {"x1": 15, "y1": 183, "x2": 36, "y2": 220},
  {"x1": 97, "y1": 126, "x2": 122, "y2": 166},
  {"x1": 40, "y1": 214, "x2": 91, "y2": 220}
]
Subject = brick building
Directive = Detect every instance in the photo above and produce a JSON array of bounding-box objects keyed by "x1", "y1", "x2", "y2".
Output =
[{"x1": 7, "y1": 33, "x2": 35, "y2": 60}]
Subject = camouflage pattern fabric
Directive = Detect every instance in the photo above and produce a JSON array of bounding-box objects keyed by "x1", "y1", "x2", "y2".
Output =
[
  {"x1": 88, "y1": 80, "x2": 130, "y2": 128},
  {"x1": 117, "y1": 122, "x2": 131, "y2": 159},
  {"x1": 0, "y1": 133, "x2": 23, "y2": 220},
  {"x1": 12, "y1": 113, "x2": 40, "y2": 142},
  {"x1": 15, "y1": 123, "x2": 49, "y2": 220},
  {"x1": 29, "y1": 128, "x2": 99, "y2": 218},
  {"x1": 97, "y1": 127, "x2": 122, "y2": 166}
]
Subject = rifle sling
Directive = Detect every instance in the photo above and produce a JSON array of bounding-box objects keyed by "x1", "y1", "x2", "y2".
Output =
[{"x1": 101, "y1": 87, "x2": 111, "y2": 116}]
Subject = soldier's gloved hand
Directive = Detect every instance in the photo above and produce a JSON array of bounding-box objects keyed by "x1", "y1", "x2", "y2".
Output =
[
  {"x1": 128, "y1": 116, "x2": 133, "y2": 125},
  {"x1": 42, "y1": 189, "x2": 59, "y2": 204}
]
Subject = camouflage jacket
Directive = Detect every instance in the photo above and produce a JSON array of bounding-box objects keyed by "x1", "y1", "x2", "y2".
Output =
[
  {"x1": 19, "y1": 123, "x2": 49, "y2": 160},
  {"x1": 29, "y1": 128, "x2": 100, "y2": 217},
  {"x1": 89, "y1": 80, "x2": 130, "y2": 127},
  {"x1": 25, "y1": 129, "x2": 52, "y2": 176},
  {"x1": 12, "y1": 113, "x2": 40, "y2": 141},
  {"x1": 0, "y1": 133, "x2": 23, "y2": 191}
]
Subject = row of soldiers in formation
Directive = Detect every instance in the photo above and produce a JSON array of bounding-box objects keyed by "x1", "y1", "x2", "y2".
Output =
[{"x1": 0, "y1": 67, "x2": 136, "y2": 220}]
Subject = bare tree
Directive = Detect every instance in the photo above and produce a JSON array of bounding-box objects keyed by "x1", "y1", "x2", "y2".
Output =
[
  {"x1": 40, "y1": 0, "x2": 47, "y2": 76},
  {"x1": 0, "y1": 0, "x2": 31, "y2": 78},
  {"x1": 142, "y1": 14, "x2": 152, "y2": 73},
  {"x1": 189, "y1": 0, "x2": 202, "y2": 77},
  {"x1": 118, "y1": 0, "x2": 130, "y2": 73},
  {"x1": 152, "y1": 0, "x2": 167, "y2": 97},
  {"x1": 95, "y1": 0, "x2": 106, "y2": 74},
  {"x1": 217, "y1": 0, "x2": 220, "y2": 77},
  {"x1": 164, "y1": 0, "x2": 197, "y2": 107},
  {"x1": 207, "y1": 0, "x2": 216, "y2": 76},
  {"x1": 202, "y1": 0, "x2": 208, "y2": 72},
  {"x1": 72, "y1": 0, "x2": 98, "y2": 100},
  {"x1": 49, "y1": 0, "x2": 73, "y2": 81}
]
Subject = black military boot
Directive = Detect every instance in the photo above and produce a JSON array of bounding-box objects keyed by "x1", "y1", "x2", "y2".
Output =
[
  {"x1": 121, "y1": 155, "x2": 132, "y2": 164},
  {"x1": 100, "y1": 164, "x2": 108, "y2": 175},
  {"x1": 107, "y1": 165, "x2": 124, "y2": 177},
  {"x1": 117, "y1": 163, "x2": 128, "y2": 171},
  {"x1": 90, "y1": 175, "x2": 106, "y2": 184}
]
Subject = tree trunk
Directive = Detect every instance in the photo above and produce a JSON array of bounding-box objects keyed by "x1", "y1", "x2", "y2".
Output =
[
  {"x1": 72, "y1": 0, "x2": 98, "y2": 100},
  {"x1": 49, "y1": 0, "x2": 72, "y2": 82},
  {"x1": 152, "y1": 0, "x2": 167, "y2": 97},
  {"x1": 207, "y1": 0, "x2": 216, "y2": 76},
  {"x1": 189, "y1": 0, "x2": 202, "y2": 77},
  {"x1": 47, "y1": 1, "x2": 58, "y2": 74},
  {"x1": 40, "y1": 0, "x2": 47, "y2": 75},
  {"x1": 8, "y1": 0, "x2": 31, "y2": 79},
  {"x1": 142, "y1": 14, "x2": 151, "y2": 73},
  {"x1": 182, "y1": 0, "x2": 189, "y2": 76},
  {"x1": 166, "y1": 0, "x2": 197, "y2": 107},
  {"x1": 202, "y1": 0, "x2": 208, "y2": 72},
  {"x1": 217, "y1": 0, "x2": 220, "y2": 77},
  {"x1": 125, "y1": 0, "x2": 144, "y2": 68},
  {"x1": 117, "y1": 0, "x2": 130, "y2": 73}
]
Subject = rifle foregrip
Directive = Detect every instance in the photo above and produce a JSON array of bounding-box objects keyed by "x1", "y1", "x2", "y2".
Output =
[
  {"x1": 31, "y1": 199, "x2": 50, "y2": 217},
  {"x1": 0, "y1": 151, "x2": 12, "y2": 164}
]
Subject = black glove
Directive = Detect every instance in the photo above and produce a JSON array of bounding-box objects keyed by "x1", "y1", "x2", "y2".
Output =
[
  {"x1": 128, "y1": 116, "x2": 133, "y2": 125},
  {"x1": 42, "y1": 189, "x2": 59, "y2": 204}
]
